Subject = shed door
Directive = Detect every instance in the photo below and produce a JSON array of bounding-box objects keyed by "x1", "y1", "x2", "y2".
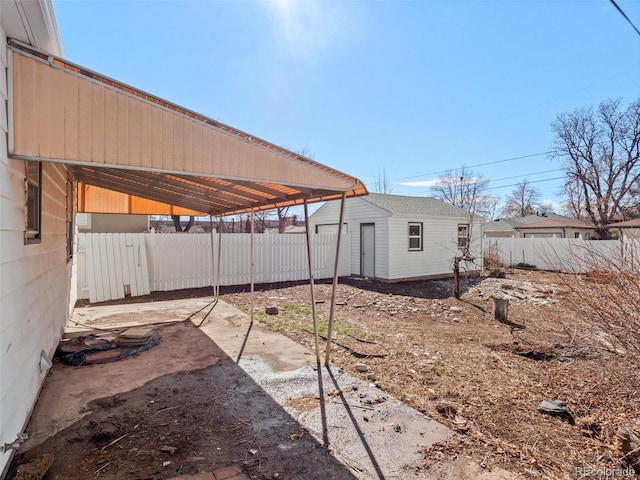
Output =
[{"x1": 360, "y1": 223, "x2": 375, "y2": 278}]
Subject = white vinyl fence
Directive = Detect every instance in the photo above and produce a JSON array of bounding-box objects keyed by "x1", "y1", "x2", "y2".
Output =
[
  {"x1": 77, "y1": 233, "x2": 351, "y2": 303},
  {"x1": 483, "y1": 237, "x2": 640, "y2": 272}
]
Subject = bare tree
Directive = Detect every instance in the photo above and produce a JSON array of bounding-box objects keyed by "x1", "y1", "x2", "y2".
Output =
[
  {"x1": 562, "y1": 177, "x2": 590, "y2": 221},
  {"x1": 431, "y1": 167, "x2": 489, "y2": 298},
  {"x1": 551, "y1": 98, "x2": 640, "y2": 237},
  {"x1": 501, "y1": 180, "x2": 541, "y2": 218},
  {"x1": 431, "y1": 166, "x2": 488, "y2": 217},
  {"x1": 476, "y1": 194, "x2": 501, "y2": 220},
  {"x1": 372, "y1": 167, "x2": 393, "y2": 194},
  {"x1": 171, "y1": 215, "x2": 194, "y2": 232}
]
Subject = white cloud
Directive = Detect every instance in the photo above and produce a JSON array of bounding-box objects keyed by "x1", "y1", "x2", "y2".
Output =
[
  {"x1": 399, "y1": 176, "x2": 485, "y2": 188},
  {"x1": 540, "y1": 198, "x2": 563, "y2": 213},
  {"x1": 399, "y1": 179, "x2": 441, "y2": 187},
  {"x1": 267, "y1": 0, "x2": 351, "y2": 61}
]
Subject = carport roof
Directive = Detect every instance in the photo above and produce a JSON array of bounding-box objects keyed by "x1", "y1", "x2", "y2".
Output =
[{"x1": 9, "y1": 41, "x2": 367, "y2": 216}]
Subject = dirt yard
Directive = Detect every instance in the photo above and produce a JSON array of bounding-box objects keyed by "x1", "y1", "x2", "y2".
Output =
[
  {"x1": 10, "y1": 269, "x2": 639, "y2": 480},
  {"x1": 221, "y1": 270, "x2": 640, "y2": 479}
]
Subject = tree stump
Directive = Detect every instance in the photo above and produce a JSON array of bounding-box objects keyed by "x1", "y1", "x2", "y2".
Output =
[{"x1": 493, "y1": 298, "x2": 509, "y2": 323}]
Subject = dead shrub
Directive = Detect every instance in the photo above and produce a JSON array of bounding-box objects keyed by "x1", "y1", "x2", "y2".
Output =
[
  {"x1": 483, "y1": 246, "x2": 506, "y2": 277},
  {"x1": 553, "y1": 240, "x2": 640, "y2": 356},
  {"x1": 584, "y1": 269, "x2": 617, "y2": 284}
]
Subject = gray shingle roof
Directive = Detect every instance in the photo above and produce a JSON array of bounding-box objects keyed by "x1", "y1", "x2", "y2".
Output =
[
  {"x1": 484, "y1": 218, "x2": 524, "y2": 232},
  {"x1": 363, "y1": 193, "x2": 473, "y2": 218},
  {"x1": 515, "y1": 212, "x2": 574, "y2": 225}
]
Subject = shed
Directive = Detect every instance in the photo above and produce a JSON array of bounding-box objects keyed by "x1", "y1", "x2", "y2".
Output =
[{"x1": 310, "y1": 193, "x2": 484, "y2": 281}]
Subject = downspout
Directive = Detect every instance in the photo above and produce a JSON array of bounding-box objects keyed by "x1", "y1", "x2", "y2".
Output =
[
  {"x1": 325, "y1": 192, "x2": 346, "y2": 367},
  {"x1": 303, "y1": 200, "x2": 320, "y2": 363}
]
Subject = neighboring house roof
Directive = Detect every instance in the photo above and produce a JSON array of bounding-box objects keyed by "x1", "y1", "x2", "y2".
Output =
[
  {"x1": 485, "y1": 213, "x2": 593, "y2": 232},
  {"x1": 514, "y1": 212, "x2": 575, "y2": 225},
  {"x1": 484, "y1": 218, "x2": 524, "y2": 232},
  {"x1": 361, "y1": 193, "x2": 474, "y2": 219},
  {"x1": 607, "y1": 218, "x2": 640, "y2": 228},
  {"x1": 517, "y1": 218, "x2": 596, "y2": 230}
]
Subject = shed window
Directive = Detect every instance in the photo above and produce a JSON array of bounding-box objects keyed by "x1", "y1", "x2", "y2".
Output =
[
  {"x1": 408, "y1": 222, "x2": 423, "y2": 251},
  {"x1": 25, "y1": 161, "x2": 42, "y2": 244},
  {"x1": 458, "y1": 224, "x2": 469, "y2": 249}
]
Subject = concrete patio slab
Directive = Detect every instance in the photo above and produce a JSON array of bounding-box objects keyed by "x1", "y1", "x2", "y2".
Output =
[{"x1": 18, "y1": 296, "x2": 514, "y2": 479}]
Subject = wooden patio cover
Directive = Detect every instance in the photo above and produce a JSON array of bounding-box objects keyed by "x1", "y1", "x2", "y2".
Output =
[{"x1": 8, "y1": 41, "x2": 367, "y2": 216}]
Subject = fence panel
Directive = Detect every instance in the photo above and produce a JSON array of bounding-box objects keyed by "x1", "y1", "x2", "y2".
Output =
[
  {"x1": 78, "y1": 232, "x2": 352, "y2": 301},
  {"x1": 80, "y1": 233, "x2": 150, "y2": 302},
  {"x1": 483, "y1": 237, "x2": 640, "y2": 272}
]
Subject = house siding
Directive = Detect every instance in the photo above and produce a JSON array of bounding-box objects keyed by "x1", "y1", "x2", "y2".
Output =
[
  {"x1": 310, "y1": 198, "x2": 390, "y2": 279},
  {"x1": 388, "y1": 216, "x2": 455, "y2": 279},
  {"x1": 0, "y1": 22, "x2": 72, "y2": 475}
]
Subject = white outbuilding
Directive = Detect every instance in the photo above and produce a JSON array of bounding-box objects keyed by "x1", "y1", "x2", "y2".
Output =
[{"x1": 310, "y1": 193, "x2": 484, "y2": 281}]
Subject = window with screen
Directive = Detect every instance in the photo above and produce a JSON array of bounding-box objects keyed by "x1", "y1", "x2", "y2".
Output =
[
  {"x1": 25, "y1": 161, "x2": 42, "y2": 244},
  {"x1": 458, "y1": 224, "x2": 469, "y2": 249},
  {"x1": 408, "y1": 222, "x2": 423, "y2": 251}
]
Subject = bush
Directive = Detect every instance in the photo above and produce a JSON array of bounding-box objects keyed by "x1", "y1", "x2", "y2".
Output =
[
  {"x1": 557, "y1": 242, "x2": 640, "y2": 355},
  {"x1": 483, "y1": 246, "x2": 505, "y2": 270}
]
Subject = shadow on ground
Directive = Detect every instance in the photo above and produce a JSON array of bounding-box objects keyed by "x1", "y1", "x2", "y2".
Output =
[
  {"x1": 10, "y1": 322, "x2": 356, "y2": 480},
  {"x1": 74, "y1": 275, "x2": 485, "y2": 310}
]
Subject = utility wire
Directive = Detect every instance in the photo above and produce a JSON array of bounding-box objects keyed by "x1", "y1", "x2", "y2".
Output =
[
  {"x1": 488, "y1": 169, "x2": 563, "y2": 184},
  {"x1": 485, "y1": 176, "x2": 566, "y2": 192},
  {"x1": 609, "y1": 0, "x2": 640, "y2": 38},
  {"x1": 395, "y1": 151, "x2": 551, "y2": 181},
  {"x1": 413, "y1": 175, "x2": 566, "y2": 196}
]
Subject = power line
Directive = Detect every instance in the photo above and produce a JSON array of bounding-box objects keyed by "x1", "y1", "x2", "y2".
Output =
[
  {"x1": 609, "y1": 0, "x2": 640, "y2": 38},
  {"x1": 485, "y1": 168, "x2": 564, "y2": 184},
  {"x1": 413, "y1": 175, "x2": 566, "y2": 196},
  {"x1": 395, "y1": 151, "x2": 552, "y2": 181},
  {"x1": 485, "y1": 176, "x2": 566, "y2": 192}
]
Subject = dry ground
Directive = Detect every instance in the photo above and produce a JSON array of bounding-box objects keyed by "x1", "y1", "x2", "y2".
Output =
[{"x1": 221, "y1": 270, "x2": 640, "y2": 479}]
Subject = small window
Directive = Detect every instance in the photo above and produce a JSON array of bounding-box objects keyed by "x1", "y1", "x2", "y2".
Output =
[
  {"x1": 458, "y1": 224, "x2": 469, "y2": 249},
  {"x1": 25, "y1": 161, "x2": 42, "y2": 244},
  {"x1": 408, "y1": 222, "x2": 423, "y2": 251}
]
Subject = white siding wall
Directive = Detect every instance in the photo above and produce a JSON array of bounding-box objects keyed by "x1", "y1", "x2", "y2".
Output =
[
  {"x1": 387, "y1": 216, "x2": 483, "y2": 280},
  {"x1": 388, "y1": 216, "x2": 454, "y2": 279},
  {"x1": 310, "y1": 198, "x2": 390, "y2": 279},
  {"x1": 0, "y1": 26, "x2": 72, "y2": 474}
]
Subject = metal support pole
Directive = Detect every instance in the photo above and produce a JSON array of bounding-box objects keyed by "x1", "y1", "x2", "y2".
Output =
[
  {"x1": 325, "y1": 192, "x2": 346, "y2": 367},
  {"x1": 209, "y1": 215, "x2": 217, "y2": 299},
  {"x1": 304, "y1": 200, "x2": 320, "y2": 363},
  {"x1": 250, "y1": 209, "x2": 255, "y2": 324},
  {"x1": 216, "y1": 217, "x2": 223, "y2": 299}
]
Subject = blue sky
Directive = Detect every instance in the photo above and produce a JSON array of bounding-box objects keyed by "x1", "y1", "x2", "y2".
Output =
[{"x1": 54, "y1": 0, "x2": 640, "y2": 214}]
